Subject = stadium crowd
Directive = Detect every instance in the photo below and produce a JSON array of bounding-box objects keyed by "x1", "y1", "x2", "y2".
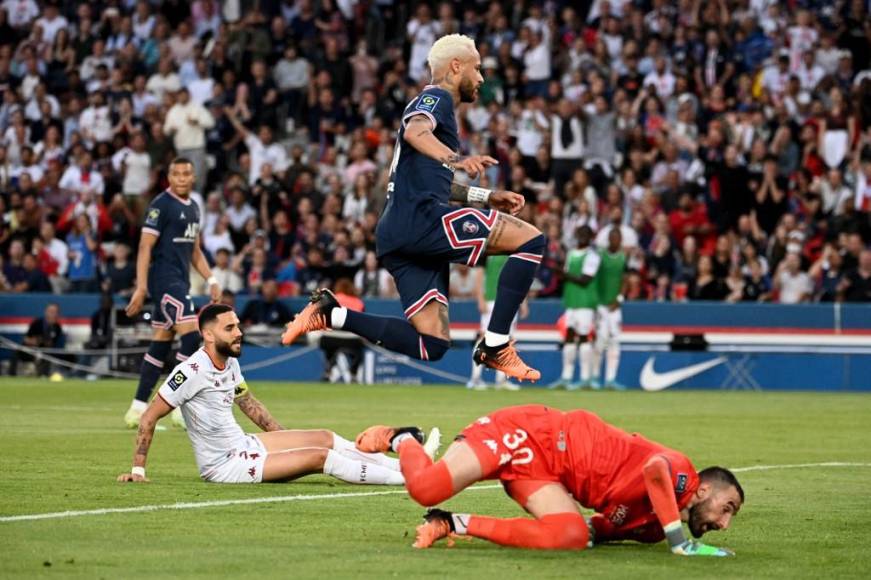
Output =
[{"x1": 0, "y1": 0, "x2": 869, "y2": 306}]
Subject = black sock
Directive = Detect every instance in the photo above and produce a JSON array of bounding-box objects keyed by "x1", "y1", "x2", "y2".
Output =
[
  {"x1": 343, "y1": 310, "x2": 450, "y2": 361},
  {"x1": 134, "y1": 341, "x2": 172, "y2": 403},
  {"x1": 488, "y1": 235, "x2": 545, "y2": 337}
]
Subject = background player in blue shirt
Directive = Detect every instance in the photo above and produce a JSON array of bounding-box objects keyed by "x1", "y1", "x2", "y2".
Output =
[
  {"x1": 283, "y1": 35, "x2": 546, "y2": 382},
  {"x1": 123, "y1": 158, "x2": 221, "y2": 428}
]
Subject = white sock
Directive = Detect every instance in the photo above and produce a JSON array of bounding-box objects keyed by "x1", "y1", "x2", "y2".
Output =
[
  {"x1": 484, "y1": 331, "x2": 510, "y2": 348},
  {"x1": 579, "y1": 342, "x2": 593, "y2": 381},
  {"x1": 331, "y1": 433, "x2": 400, "y2": 471},
  {"x1": 391, "y1": 432, "x2": 414, "y2": 452},
  {"x1": 451, "y1": 513, "x2": 471, "y2": 535},
  {"x1": 605, "y1": 342, "x2": 621, "y2": 383},
  {"x1": 561, "y1": 343, "x2": 577, "y2": 381},
  {"x1": 470, "y1": 359, "x2": 483, "y2": 382},
  {"x1": 323, "y1": 449, "x2": 404, "y2": 485},
  {"x1": 130, "y1": 399, "x2": 147, "y2": 412},
  {"x1": 590, "y1": 347, "x2": 602, "y2": 381},
  {"x1": 494, "y1": 371, "x2": 506, "y2": 384},
  {"x1": 330, "y1": 306, "x2": 348, "y2": 329}
]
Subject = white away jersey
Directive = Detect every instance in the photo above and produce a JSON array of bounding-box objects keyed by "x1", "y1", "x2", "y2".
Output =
[{"x1": 157, "y1": 348, "x2": 249, "y2": 474}]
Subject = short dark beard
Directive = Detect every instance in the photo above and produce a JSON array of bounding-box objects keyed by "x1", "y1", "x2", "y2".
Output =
[
  {"x1": 458, "y1": 78, "x2": 477, "y2": 103},
  {"x1": 215, "y1": 339, "x2": 242, "y2": 358},
  {"x1": 687, "y1": 502, "x2": 706, "y2": 538}
]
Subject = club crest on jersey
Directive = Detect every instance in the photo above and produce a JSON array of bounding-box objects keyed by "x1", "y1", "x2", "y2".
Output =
[
  {"x1": 462, "y1": 220, "x2": 479, "y2": 235},
  {"x1": 676, "y1": 473, "x2": 688, "y2": 493},
  {"x1": 145, "y1": 208, "x2": 160, "y2": 226},
  {"x1": 416, "y1": 94, "x2": 439, "y2": 112},
  {"x1": 168, "y1": 370, "x2": 187, "y2": 391}
]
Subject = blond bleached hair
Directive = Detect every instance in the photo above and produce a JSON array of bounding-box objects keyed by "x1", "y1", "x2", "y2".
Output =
[{"x1": 427, "y1": 34, "x2": 477, "y2": 76}]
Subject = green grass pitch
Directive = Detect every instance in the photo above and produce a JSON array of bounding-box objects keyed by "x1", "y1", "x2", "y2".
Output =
[{"x1": 1, "y1": 379, "x2": 870, "y2": 579}]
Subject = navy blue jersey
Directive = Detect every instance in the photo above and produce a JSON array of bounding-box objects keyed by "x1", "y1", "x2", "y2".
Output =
[
  {"x1": 377, "y1": 86, "x2": 458, "y2": 255},
  {"x1": 142, "y1": 190, "x2": 200, "y2": 292}
]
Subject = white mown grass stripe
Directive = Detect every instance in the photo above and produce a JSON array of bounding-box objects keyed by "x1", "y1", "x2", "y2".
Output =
[
  {"x1": 2, "y1": 463, "x2": 869, "y2": 524},
  {"x1": 730, "y1": 462, "x2": 871, "y2": 473}
]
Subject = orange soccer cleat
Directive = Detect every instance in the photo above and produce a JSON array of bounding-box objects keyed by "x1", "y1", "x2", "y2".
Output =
[
  {"x1": 355, "y1": 425, "x2": 424, "y2": 454},
  {"x1": 473, "y1": 340, "x2": 541, "y2": 383},
  {"x1": 280, "y1": 288, "x2": 338, "y2": 345},
  {"x1": 413, "y1": 509, "x2": 456, "y2": 549}
]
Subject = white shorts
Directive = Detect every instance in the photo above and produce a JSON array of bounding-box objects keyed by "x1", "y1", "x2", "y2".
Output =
[
  {"x1": 479, "y1": 301, "x2": 518, "y2": 335},
  {"x1": 565, "y1": 308, "x2": 595, "y2": 336},
  {"x1": 201, "y1": 434, "x2": 268, "y2": 484},
  {"x1": 596, "y1": 305, "x2": 622, "y2": 341}
]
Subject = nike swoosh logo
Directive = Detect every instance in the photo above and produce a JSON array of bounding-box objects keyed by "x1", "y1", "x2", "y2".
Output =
[{"x1": 639, "y1": 357, "x2": 727, "y2": 391}]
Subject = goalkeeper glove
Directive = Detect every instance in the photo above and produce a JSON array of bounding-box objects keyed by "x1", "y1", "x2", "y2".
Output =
[{"x1": 672, "y1": 539, "x2": 735, "y2": 557}]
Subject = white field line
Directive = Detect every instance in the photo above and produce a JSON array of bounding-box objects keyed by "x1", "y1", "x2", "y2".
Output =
[{"x1": 2, "y1": 462, "x2": 869, "y2": 524}]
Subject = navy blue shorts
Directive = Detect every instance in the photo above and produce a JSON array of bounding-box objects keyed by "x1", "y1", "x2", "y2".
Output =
[
  {"x1": 381, "y1": 207, "x2": 498, "y2": 319},
  {"x1": 149, "y1": 284, "x2": 197, "y2": 329}
]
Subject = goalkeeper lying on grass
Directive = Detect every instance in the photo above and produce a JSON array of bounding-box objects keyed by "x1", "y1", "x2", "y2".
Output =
[{"x1": 357, "y1": 404, "x2": 742, "y2": 555}]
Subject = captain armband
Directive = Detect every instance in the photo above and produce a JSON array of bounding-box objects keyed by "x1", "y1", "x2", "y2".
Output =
[{"x1": 233, "y1": 381, "x2": 250, "y2": 401}]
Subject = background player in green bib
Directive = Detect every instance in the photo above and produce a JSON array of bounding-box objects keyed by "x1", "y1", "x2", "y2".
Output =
[
  {"x1": 556, "y1": 225, "x2": 600, "y2": 389},
  {"x1": 467, "y1": 255, "x2": 528, "y2": 390},
  {"x1": 593, "y1": 228, "x2": 628, "y2": 389}
]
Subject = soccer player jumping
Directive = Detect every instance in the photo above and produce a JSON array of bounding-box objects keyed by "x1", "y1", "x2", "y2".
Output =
[
  {"x1": 281, "y1": 34, "x2": 545, "y2": 382},
  {"x1": 357, "y1": 405, "x2": 743, "y2": 556}
]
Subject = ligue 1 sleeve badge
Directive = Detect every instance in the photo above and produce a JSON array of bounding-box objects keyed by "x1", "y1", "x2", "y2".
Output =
[{"x1": 168, "y1": 370, "x2": 187, "y2": 391}]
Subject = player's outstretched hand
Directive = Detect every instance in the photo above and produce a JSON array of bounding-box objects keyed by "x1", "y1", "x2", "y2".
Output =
[
  {"x1": 489, "y1": 190, "x2": 525, "y2": 215},
  {"x1": 453, "y1": 155, "x2": 498, "y2": 179},
  {"x1": 671, "y1": 539, "x2": 734, "y2": 557},
  {"x1": 117, "y1": 472, "x2": 149, "y2": 483},
  {"x1": 125, "y1": 288, "x2": 147, "y2": 317}
]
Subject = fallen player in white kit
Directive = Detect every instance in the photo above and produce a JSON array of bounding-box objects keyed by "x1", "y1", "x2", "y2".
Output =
[{"x1": 118, "y1": 303, "x2": 439, "y2": 485}]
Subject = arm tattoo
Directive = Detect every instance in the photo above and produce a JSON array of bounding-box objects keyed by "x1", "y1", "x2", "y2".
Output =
[
  {"x1": 133, "y1": 422, "x2": 155, "y2": 466},
  {"x1": 437, "y1": 152, "x2": 463, "y2": 167},
  {"x1": 237, "y1": 394, "x2": 284, "y2": 432},
  {"x1": 407, "y1": 116, "x2": 434, "y2": 139},
  {"x1": 449, "y1": 181, "x2": 470, "y2": 203}
]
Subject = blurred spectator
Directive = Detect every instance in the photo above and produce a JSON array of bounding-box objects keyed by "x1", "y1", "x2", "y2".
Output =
[
  {"x1": 163, "y1": 87, "x2": 213, "y2": 192},
  {"x1": 320, "y1": 278, "x2": 365, "y2": 383},
  {"x1": 354, "y1": 250, "x2": 394, "y2": 298},
  {"x1": 741, "y1": 259, "x2": 772, "y2": 302},
  {"x1": 2, "y1": 239, "x2": 27, "y2": 291},
  {"x1": 839, "y1": 249, "x2": 871, "y2": 302},
  {"x1": 111, "y1": 131, "x2": 152, "y2": 215},
  {"x1": 690, "y1": 255, "x2": 729, "y2": 301},
  {"x1": 239, "y1": 279, "x2": 291, "y2": 327},
  {"x1": 810, "y1": 244, "x2": 843, "y2": 302},
  {"x1": 210, "y1": 247, "x2": 243, "y2": 294},
  {"x1": 66, "y1": 213, "x2": 99, "y2": 293},
  {"x1": 59, "y1": 152, "x2": 104, "y2": 200},
  {"x1": 102, "y1": 243, "x2": 135, "y2": 296},
  {"x1": 9, "y1": 302, "x2": 64, "y2": 377},
  {"x1": 84, "y1": 292, "x2": 113, "y2": 351},
  {"x1": 449, "y1": 264, "x2": 477, "y2": 299},
  {"x1": 20, "y1": 252, "x2": 50, "y2": 292},
  {"x1": 774, "y1": 253, "x2": 812, "y2": 304}
]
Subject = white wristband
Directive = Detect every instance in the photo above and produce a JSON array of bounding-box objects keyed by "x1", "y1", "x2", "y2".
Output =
[
  {"x1": 207, "y1": 276, "x2": 218, "y2": 286},
  {"x1": 131, "y1": 466, "x2": 146, "y2": 478},
  {"x1": 467, "y1": 186, "x2": 491, "y2": 204}
]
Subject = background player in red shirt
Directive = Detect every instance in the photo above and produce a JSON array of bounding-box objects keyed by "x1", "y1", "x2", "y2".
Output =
[{"x1": 357, "y1": 405, "x2": 743, "y2": 556}]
